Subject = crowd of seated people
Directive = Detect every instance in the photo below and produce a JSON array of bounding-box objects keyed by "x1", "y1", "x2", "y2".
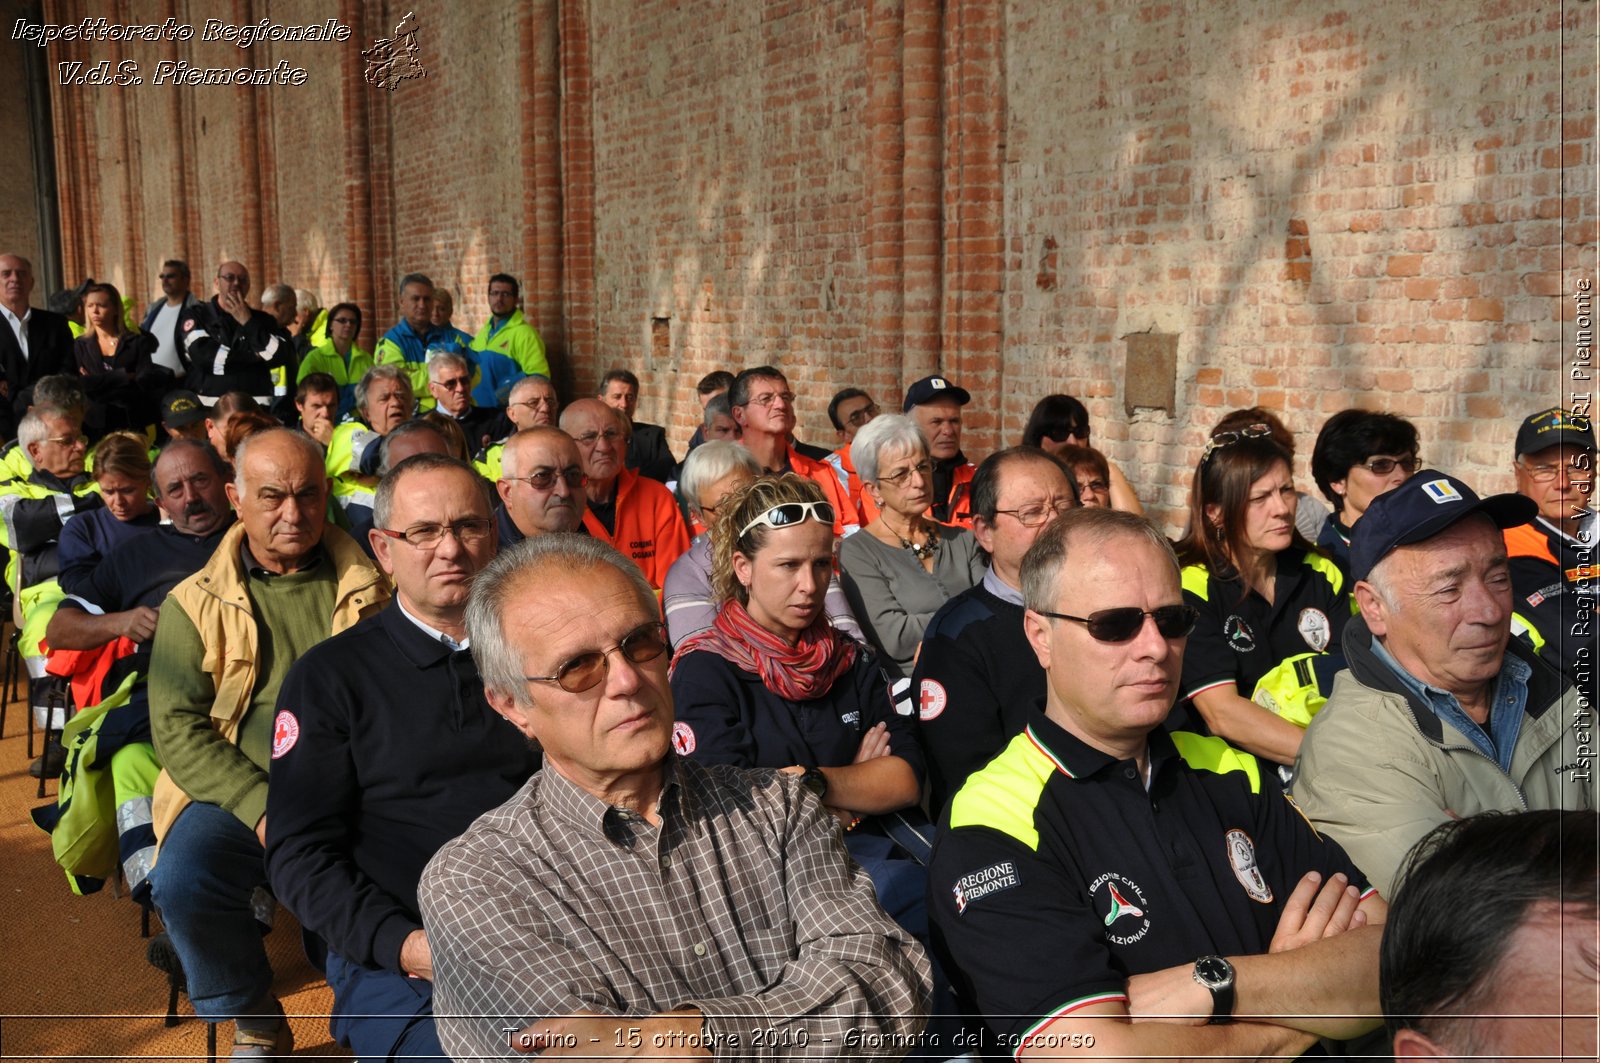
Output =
[{"x1": 3, "y1": 246, "x2": 1594, "y2": 1060}]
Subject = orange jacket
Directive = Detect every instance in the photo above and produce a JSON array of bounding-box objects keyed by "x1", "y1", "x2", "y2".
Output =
[
  {"x1": 581, "y1": 467, "x2": 692, "y2": 591},
  {"x1": 787, "y1": 446, "x2": 861, "y2": 536}
]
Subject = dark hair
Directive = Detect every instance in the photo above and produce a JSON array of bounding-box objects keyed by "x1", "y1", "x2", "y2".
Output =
[
  {"x1": 970, "y1": 446, "x2": 1077, "y2": 523},
  {"x1": 697, "y1": 370, "x2": 736, "y2": 397},
  {"x1": 1056, "y1": 444, "x2": 1109, "y2": 483},
  {"x1": 1173, "y1": 428, "x2": 1301, "y2": 581},
  {"x1": 1310, "y1": 409, "x2": 1421, "y2": 511},
  {"x1": 325, "y1": 301, "x2": 362, "y2": 338},
  {"x1": 296, "y1": 372, "x2": 339, "y2": 404},
  {"x1": 730, "y1": 366, "x2": 785, "y2": 408},
  {"x1": 1022, "y1": 394, "x2": 1091, "y2": 448},
  {"x1": 599, "y1": 368, "x2": 640, "y2": 394},
  {"x1": 1381, "y1": 810, "x2": 1599, "y2": 1044},
  {"x1": 488, "y1": 273, "x2": 519, "y2": 298},
  {"x1": 397, "y1": 272, "x2": 433, "y2": 298},
  {"x1": 212, "y1": 392, "x2": 260, "y2": 420},
  {"x1": 162, "y1": 259, "x2": 190, "y2": 278},
  {"x1": 828, "y1": 388, "x2": 871, "y2": 431}
]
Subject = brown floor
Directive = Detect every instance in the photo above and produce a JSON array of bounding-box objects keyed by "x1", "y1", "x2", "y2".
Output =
[{"x1": 0, "y1": 642, "x2": 349, "y2": 1061}]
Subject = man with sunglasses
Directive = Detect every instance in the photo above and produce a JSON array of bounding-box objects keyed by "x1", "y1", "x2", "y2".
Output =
[
  {"x1": 427, "y1": 350, "x2": 502, "y2": 455},
  {"x1": 176, "y1": 260, "x2": 293, "y2": 407},
  {"x1": 1502, "y1": 407, "x2": 1597, "y2": 696},
  {"x1": 730, "y1": 365, "x2": 859, "y2": 536},
  {"x1": 931, "y1": 507, "x2": 1387, "y2": 1061},
  {"x1": 418, "y1": 533, "x2": 930, "y2": 1061},
  {"x1": 140, "y1": 259, "x2": 199, "y2": 377},
  {"x1": 266, "y1": 453, "x2": 537, "y2": 1062},
  {"x1": 496, "y1": 426, "x2": 589, "y2": 546}
]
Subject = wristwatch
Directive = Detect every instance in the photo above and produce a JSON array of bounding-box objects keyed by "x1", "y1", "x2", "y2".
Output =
[
  {"x1": 799, "y1": 766, "x2": 829, "y2": 801},
  {"x1": 1192, "y1": 955, "x2": 1236, "y2": 1025}
]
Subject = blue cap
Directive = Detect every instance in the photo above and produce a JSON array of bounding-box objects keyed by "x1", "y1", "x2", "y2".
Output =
[
  {"x1": 1348, "y1": 470, "x2": 1537, "y2": 582},
  {"x1": 903, "y1": 375, "x2": 971, "y2": 412}
]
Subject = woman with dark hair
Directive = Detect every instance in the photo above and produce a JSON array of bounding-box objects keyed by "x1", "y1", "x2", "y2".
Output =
[
  {"x1": 1020, "y1": 393, "x2": 1143, "y2": 513},
  {"x1": 668, "y1": 474, "x2": 929, "y2": 922},
  {"x1": 1310, "y1": 408, "x2": 1421, "y2": 574},
  {"x1": 73, "y1": 281, "x2": 162, "y2": 436},
  {"x1": 1173, "y1": 421, "x2": 1350, "y2": 767},
  {"x1": 296, "y1": 301, "x2": 371, "y2": 419}
]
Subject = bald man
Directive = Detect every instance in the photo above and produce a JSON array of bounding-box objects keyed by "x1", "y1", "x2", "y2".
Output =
[
  {"x1": 0, "y1": 253, "x2": 75, "y2": 438},
  {"x1": 177, "y1": 260, "x2": 292, "y2": 407}
]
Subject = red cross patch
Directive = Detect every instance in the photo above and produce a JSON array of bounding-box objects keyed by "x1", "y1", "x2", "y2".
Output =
[
  {"x1": 671, "y1": 720, "x2": 696, "y2": 756},
  {"x1": 918, "y1": 679, "x2": 948, "y2": 722},
  {"x1": 271, "y1": 710, "x2": 300, "y2": 760}
]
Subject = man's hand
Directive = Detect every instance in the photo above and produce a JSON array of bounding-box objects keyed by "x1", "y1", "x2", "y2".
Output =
[
  {"x1": 852, "y1": 722, "x2": 890, "y2": 763},
  {"x1": 510, "y1": 1009, "x2": 710, "y2": 1060},
  {"x1": 400, "y1": 929, "x2": 433, "y2": 981},
  {"x1": 1126, "y1": 964, "x2": 1212, "y2": 1026},
  {"x1": 218, "y1": 288, "x2": 251, "y2": 325},
  {"x1": 115, "y1": 606, "x2": 160, "y2": 644},
  {"x1": 1269, "y1": 871, "x2": 1365, "y2": 953},
  {"x1": 254, "y1": 815, "x2": 267, "y2": 849}
]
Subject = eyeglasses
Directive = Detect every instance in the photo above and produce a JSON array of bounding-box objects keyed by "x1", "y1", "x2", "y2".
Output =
[
  {"x1": 738, "y1": 500, "x2": 836, "y2": 538},
  {"x1": 44, "y1": 433, "x2": 88, "y2": 448},
  {"x1": 1518, "y1": 458, "x2": 1592, "y2": 483},
  {"x1": 574, "y1": 428, "x2": 623, "y2": 447},
  {"x1": 511, "y1": 397, "x2": 557, "y2": 410},
  {"x1": 525, "y1": 621, "x2": 670, "y2": 693},
  {"x1": 877, "y1": 459, "x2": 932, "y2": 488},
  {"x1": 1036, "y1": 604, "x2": 1198, "y2": 643},
  {"x1": 1201, "y1": 423, "x2": 1272, "y2": 464},
  {"x1": 744, "y1": 391, "x2": 795, "y2": 409},
  {"x1": 374, "y1": 518, "x2": 494, "y2": 549},
  {"x1": 217, "y1": 272, "x2": 247, "y2": 285},
  {"x1": 158, "y1": 272, "x2": 183, "y2": 281},
  {"x1": 432, "y1": 376, "x2": 471, "y2": 391},
  {"x1": 331, "y1": 316, "x2": 358, "y2": 326},
  {"x1": 1045, "y1": 425, "x2": 1089, "y2": 443},
  {"x1": 1078, "y1": 478, "x2": 1109, "y2": 494},
  {"x1": 1357, "y1": 454, "x2": 1421, "y2": 476},
  {"x1": 488, "y1": 289, "x2": 517, "y2": 299},
  {"x1": 845, "y1": 404, "x2": 879, "y2": 428},
  {"x1": 993, "y1": 497, "x2": 1074, "y2": 527},
  {"x1": 504, "y1": 467, "x2": 586, "y2": 491}
]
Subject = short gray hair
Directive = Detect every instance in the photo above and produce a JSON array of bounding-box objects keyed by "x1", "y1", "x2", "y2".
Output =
[
  {"x1": 1362, "y1": 552, "x2": 1401, "y2": 615},
  {"x1": 1021, "y1": 507, "x2": 1180, "y2": 613},
  {"x1": 677, "y1": 440, "x2": 761, "y2": 519},
  {"x1": 231, "y1": 427, "x2": 325, "y2": 493},
  {"x1": 294, "y1": 289, "x2": 320, "y2": 312},
  {"x1": 376, "y1": 419, "x2": 449, "y2": 476},
  {"x1": 702, "y1": 393, "x2": 733, "y2": 426},
  {"x1": 17, "y1": 410, "x2": 48, "y2": 451},
  {"x1": 509, "y1": 373, "x2": 554, "y2": 404},
  {"x1": 373, "y1": 453, "x2": 492, "y2": 530},
  {"x1": 468, "y1": 534, "x2": 657, "y2": 708},
  {"x1": 355, "y1": 364, "x2": 412, "y2": 417},
  {"x1": 260, "y1": 283, "x2": 294, "y2": 309},
  {"x1": 851, "y1": 413, "x2": 928, "y2": 485},
  {"x1": 398, "y1": 272, "x2": 433, "y2": 298},
  {"x1": 426, "y1": 350, "x2": 470, "y2": 380}
]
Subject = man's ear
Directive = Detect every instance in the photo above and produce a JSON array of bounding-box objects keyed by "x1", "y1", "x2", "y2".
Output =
[
  {"x1": 1391, "y1": 1027, "x2": 1456, "y2": 1061},
  {"x1": 971, "y1": 514, "x2": 995, "y2": 555},
  {"x1": 486, "y1": 685, "x2": 538, "y2": 742},
  {"x1": 370, "y1": 528, "x2": 394, "y2": 577},
  {"x1": 224, "y1": 480, "x2": 241, "y2": 512},
  {"x1": 1353, "y1": 580, "x2": 1388, "y2": 636},
  {"x1": 1023, "y1": 608, "x2": 1053, "y2": 672}
]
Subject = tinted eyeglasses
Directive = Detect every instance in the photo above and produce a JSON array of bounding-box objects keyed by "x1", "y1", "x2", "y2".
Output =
[
  {"x1": 1357, "y1": 454, "x2": 1421, "y2": 476},
  {"x1": 525, "y1": 621, "x2": 670, "y2": 693},
  {"x1": 374, "y1": 518, "x2": 494, "y2": 549},
  {"x1": 1044, "y1": 424, "x2": 1089, "y2": 443},
  {"x1": 737, "y1": 500, "x2": 835, "y2": 538},
  {"x1": 1035, "y1": 604, "x2": 1198, "y2": 643},
  {"x1": 504, "y1": 467, "x2": 587, "y2": 491}
]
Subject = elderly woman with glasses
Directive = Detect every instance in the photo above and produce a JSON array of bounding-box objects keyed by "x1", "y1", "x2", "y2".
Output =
[
  {"x1": 839, "y1": 414, "x2": 986, "y2": 679},
  {"x1": 668, "y1": 474, "x2": 929, "y2": 929},
  {"x1": 1021, "y1": 393, "x2": 1144, "y2": 514},
  {"x1": 663, "y1": 442, "x2": 863, "y2": 646},
  {"x1": 1173, "y1": 419, "x2": 1352, "y2": 770}
]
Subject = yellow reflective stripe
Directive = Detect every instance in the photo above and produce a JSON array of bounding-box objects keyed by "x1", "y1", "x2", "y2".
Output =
[
  {"x1": 1248, "y1": 652, "x2": 1327, "y2": 729},
  {"x1": 1169, "y1": 731, "x2": 1262, "y2": 794},
  {"x1": 1181, "y1": 564, "x2": 1211, "y2": 601},
  {"x1": 1510, "y1": 611, "x2": 1546, "y2": 652},
  {"x1": 1304, "y1": 551, "x2": 1345, "y2": 596},
  {"x1": 948, "y1": 729, "x2": 1058, "y2": 851}
]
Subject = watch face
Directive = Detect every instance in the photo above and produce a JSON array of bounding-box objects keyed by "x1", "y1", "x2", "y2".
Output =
[{"x1": 1196, "y1": 956, "x2": 1232, "y2": 986}]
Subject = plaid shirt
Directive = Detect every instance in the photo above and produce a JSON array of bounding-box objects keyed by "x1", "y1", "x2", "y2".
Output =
[{"x1": 419, "y1": 757, "x2": 930, "y2": 1060}]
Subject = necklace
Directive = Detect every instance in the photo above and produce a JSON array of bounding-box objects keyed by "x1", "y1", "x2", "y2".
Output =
[{"x1": 895, "y1": 521, "x2": 940, "y2": 562}]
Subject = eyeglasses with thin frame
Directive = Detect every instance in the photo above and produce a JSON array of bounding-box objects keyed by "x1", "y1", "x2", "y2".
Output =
[
  {"x1": 846, "y1": 403, "x2": 880, "y2": 428},
  {"x1": 877, "y1": 459, "x2": 932, "y2": 488},
  {"x1": 1356, "y1": 454, "x2": 1421, "y2": 476},
  {"x1": 504, "y1": 467, "x2": 587, "y2": 491},
  {"x1": 1078, "y1": 478, "x2": 1110, "y2": 495},
  {"x1": 524, "y1": 621, "x2": 670, "y2": 694},
  {"x1": 374, "y1": 518, "x2": 494, "y2": 549},
  {"x1": 1035, "y1": 604, "x2": 1198, "y2": 643},
  {"x1": 432, "y1": 375, "x2": 471, "y2": 392},
  {"x1": 1201, "y1": 423, "x2": 1272, "y2": 464},
  {"x1": 993, "y1": 497, "x2": 1074, "y2": 527},
  {"x1": 574, "y1": 428, "x2": 624, "y2": 447},
  {"x1": 738, "y1": 500, "x2": 836, "y2": 538},
  {"x1": 44, "y1": 433, "x2": 88, "y2": 448},
  {"x1": 744, "y1": 390, "x2": 796, "y2": 409},
  {"x1": 331, "y1": 316, "x2": 359, "y2": 326},
  {"x1": 1517, "y1": 457, "x2": 1592, "y2": 483}
]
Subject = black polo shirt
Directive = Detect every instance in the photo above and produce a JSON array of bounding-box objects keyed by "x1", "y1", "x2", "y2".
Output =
[
  {"x1": 929, "y1": 709, "x2": 1371, "y2": 1047},
  {"x1": 1180, "y1": 548, "x2": 1349, "y2": 718}
]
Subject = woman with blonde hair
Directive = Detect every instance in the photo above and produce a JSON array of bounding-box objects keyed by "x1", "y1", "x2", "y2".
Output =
[{"x1": 57, "y1": 430, "x2": 158, "y2": 597}]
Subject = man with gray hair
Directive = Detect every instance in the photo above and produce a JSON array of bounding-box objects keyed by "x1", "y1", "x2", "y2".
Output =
[
  {"x1": 1, "y1": 253, "x2": 81, "y2": 438},
  {"x1": 147, "y1": 427, "x2": 387, "y2": 1057},
  {"x1": 376, "y1": 272, "x2": 472, "y2": 412},
  {"x1": 496, "y1": 426, "x2": 588, "y2": 548},
  {"x1": 267, "y1": 453, "x2": 536, "y2": 1061},
  {"x1": 1291, "y1": 470, "x2": 1596, "y2": 896},
  {"x1": 427, "y1": 349, "x2": 501, "y2": 454},
  {"x1": 476, "y1": 373, "x2": 558, "y2": 480},
  {"x1": 418, "y1": 533, "x2": 930, "y2": 1061}
]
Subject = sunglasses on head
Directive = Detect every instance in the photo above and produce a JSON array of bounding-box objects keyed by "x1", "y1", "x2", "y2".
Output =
[
  {"x1": 738, "y1": 500, "x2": 836, "y2": 538},
  {"x1": 1035, "y1": 604, "x2": 1198, "y2": 643}
]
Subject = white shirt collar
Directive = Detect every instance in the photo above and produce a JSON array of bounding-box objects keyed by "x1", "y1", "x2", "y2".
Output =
[{"x1": 397, "y1": 598, "x2": 470, "y2": 650}]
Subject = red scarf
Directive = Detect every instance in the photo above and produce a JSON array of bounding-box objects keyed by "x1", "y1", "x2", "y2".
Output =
[{"x1": 672, "y1": 598, "x2": 858, "y2": 702}]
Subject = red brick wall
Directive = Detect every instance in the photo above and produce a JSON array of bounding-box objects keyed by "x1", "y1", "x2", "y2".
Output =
[{"x1": 36, "y1": 0, "x2": 1594, "y2": 529}]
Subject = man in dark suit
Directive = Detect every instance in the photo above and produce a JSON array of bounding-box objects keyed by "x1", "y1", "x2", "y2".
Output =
[
  {"x1": 599, "y1": 367, "x2": 677, "y2": 484},
  {"x1": 0, "y1": 254, "x2": 75, "y2": 440}
]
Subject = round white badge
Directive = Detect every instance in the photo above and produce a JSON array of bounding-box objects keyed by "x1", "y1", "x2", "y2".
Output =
[
  {"x1": 918, "y1": 679, "x2": 948, "y2": 721},
  {"x1": 671, "y1": 721, "x2": 696, "y2": 756},
  {"x1": 271, "y1": 710, "x2": 300, "y2": 760},
  {"x1": 1297, "y1": 607, "x2": 1331, "y2": 652}
]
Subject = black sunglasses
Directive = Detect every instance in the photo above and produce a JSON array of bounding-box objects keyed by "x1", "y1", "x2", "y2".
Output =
[{"x1": 1035, "y1": 604, "x2": 1198, "y2": 643}]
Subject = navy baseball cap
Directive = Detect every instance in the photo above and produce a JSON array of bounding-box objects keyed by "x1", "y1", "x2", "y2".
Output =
[
  {"x1": 161, "y1": 390, "x2": 206, "y2": 429},
  {"x1": 1515, "y1": 407, "x2": 1595, "y2": 458},
  {"x1": 1349, "y1": 470, "x2": 1537, "y2": 582},
  {"x1": 903, "y1": 375, "x2": 971, "y2": 412}
]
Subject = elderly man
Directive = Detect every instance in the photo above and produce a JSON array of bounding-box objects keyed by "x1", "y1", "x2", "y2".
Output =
[
  {"x1": 1502, "y1": 407, "x2": 1597, "y2": 696},
  {"x1": 902, "y1": 375, "x2": 976, "y2": 527},
  {"x1": 600, "y1": 368, "x2": 676, "y2": 485},
  {"x1": 561, "y1": 398, "x2": 689, "y2": 591},
  {"x1": 932, "y1": 508, "x2": 1386, "y2": 1059},
  {"x1": 41, "y1": 440, "x2": 235, "y2": 897},
  {"x1": 147, "y1": 428, "x2": 388, "y2": 1057},
  {"x1": 417, "y1": 534, "x2": 929, "y2": 1060},
  {"x1": 327, "y1": 364, "x2": 415, "y2": 518},
  {"x1": 427, "y1": 350, "x2": 501, "y2": 455},
  {"x1": 141, "y1": 259, "x2": 199, "y2": 377},
  {"x1": 177, "y1": 261, "x2": 291, "y2": 406},
  {"x1": 496, "y1": 426, "x2": 588, "y2": 548},
  {"x1": 1291, "y1": 470, "x2": 1597, "y2": 896},
  {"x1": 375, "y1": 273, "x2": 473, "y2": 411},
  {"x1": 729, "y1": 365, "x2": 858, "y2": 535},
  {"x1": 470, "y1": 273, "x2": 548, "y2": 380},
  {"x1": 0, "y1": 253, "x2": 76, "y2": 438},
  {"x1": 1381, "y1": 810, "x2": 1598, "y2": 1062},
  {"x1": 267, "y1": 454, "x2": 538, "y2": 1061},
  {"x1": 913, "y1": 447, "x2": 1077, "y2": 812},
  {"x1": 476, "y1": 374, "x2": 558, "y2": 480}
]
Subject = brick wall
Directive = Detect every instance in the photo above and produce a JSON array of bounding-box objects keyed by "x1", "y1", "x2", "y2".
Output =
[{"x1": 35, "y1": 0, "x2": 1595, "y2": 530}]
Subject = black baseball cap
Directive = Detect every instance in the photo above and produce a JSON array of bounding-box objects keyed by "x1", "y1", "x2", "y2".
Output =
[
  {"x1": 1349, "y1": 470, "x2": 1537, "y2": 582},
  {"x1": 161, "y1": 390, "x2": 206, "y2": 429},
  {"x1": 1514, "y1": 407, "x2": 1595, "y2": 458},
  {"x1": 903, "y1": 375, "x2": 971, "y2": 412}
]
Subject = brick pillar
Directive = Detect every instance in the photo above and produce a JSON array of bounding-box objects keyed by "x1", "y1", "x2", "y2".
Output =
[
  {"x1": 161, "y1": 0, "x2": 196, "y2": 266},
  {"x1": 341, "y1": 0, "x2": 376, "y2": 348},
  {"x1": 524, "y1": 0, "x2": 566, "y2": 379},
  {"x1": 559, "y1": 0, "x2": 598, "y2": 399},
  {"x1": 902, "y1": 0, "x2": 943, "y2": 396},
  {"x1": 864, "y1": 0, "x2": 906, "y2": 406}
]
